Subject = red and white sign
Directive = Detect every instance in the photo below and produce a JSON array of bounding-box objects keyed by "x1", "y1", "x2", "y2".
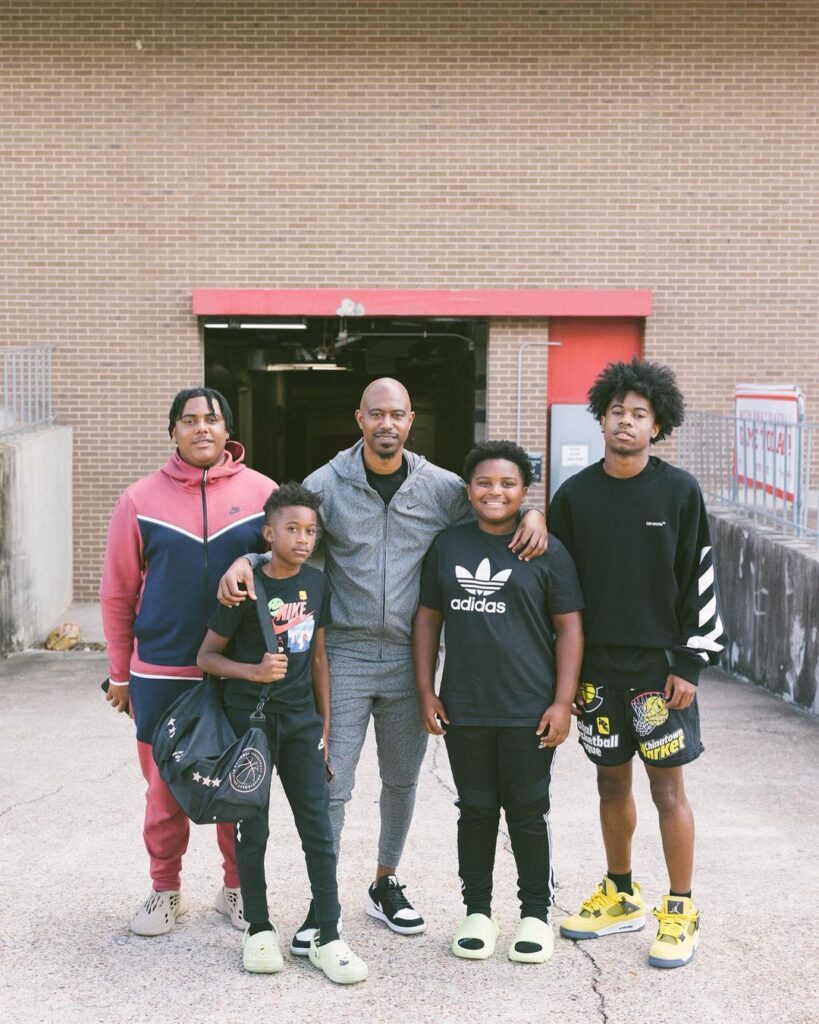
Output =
[{"x1": 734, "y1": 385, "x2": 805, "y2": 502}]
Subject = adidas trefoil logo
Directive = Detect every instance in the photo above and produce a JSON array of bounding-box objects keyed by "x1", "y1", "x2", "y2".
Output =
[
  {"x1": 455, "y1": 558, "x2": 511, "y2": 596},
  {"x1": 451, "y1": 558, "x2": 511, "y2": 614}
]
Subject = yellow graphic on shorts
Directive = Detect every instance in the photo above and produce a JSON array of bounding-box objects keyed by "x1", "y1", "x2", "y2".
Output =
[
  {"x1": 577, "y1": 682, "x2": 603, "y2": 712},
  {"x1": 630, "y1": 691, "x2": 669, "y2": 737},
  {"x1": 596, "y1": 717, "x2": 611, "y2": 735}
]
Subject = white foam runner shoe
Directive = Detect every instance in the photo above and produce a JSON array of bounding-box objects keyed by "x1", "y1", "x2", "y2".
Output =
[
  {"x1": 215, "y1": 885, "x2": 247, "y2": 930},
  {"x1": 130, "y1": 889, "x2": 187, "y2": 936}
]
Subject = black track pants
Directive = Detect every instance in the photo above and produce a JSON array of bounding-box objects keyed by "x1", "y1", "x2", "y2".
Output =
[
  {"x1": 224, "y1": 703, "x2": 340, "y2": 931},
  {"x1": 444, "y1": 724, "x2": 556, "y2": 920}
]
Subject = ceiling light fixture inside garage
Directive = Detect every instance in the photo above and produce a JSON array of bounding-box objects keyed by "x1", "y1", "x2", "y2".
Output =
[
  {"x1": 263, "y1": 363, "x2": 349, "y2": 372},
  {"x1": 240, "y1": 322, "x2": 307, "y2": 330}
]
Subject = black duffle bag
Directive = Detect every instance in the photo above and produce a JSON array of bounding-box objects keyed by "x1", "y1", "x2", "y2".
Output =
[{"x1": 152, "y1": 676, "x2": 272, "y2": 825}]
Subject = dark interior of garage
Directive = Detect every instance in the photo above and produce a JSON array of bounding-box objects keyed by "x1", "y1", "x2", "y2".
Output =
[{"x1": 203, "y1": 317, "x2": 486, "y2": 484}]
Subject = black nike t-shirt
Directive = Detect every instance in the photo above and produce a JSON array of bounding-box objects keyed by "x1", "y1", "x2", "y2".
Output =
[
  {"x1": 418, "y1": 522, "x2": 584, "y2": 726},
  {"x1": 207, "y1": 564, "x2": 332, "y2": 712}
]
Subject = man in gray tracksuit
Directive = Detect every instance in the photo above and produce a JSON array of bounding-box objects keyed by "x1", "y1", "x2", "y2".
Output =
[{"x1": 218, "y1": 378, "x2": 547, "y2": 949}]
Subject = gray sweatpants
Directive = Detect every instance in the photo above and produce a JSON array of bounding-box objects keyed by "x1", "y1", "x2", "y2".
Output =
[{"x1": 326, "y1": 651, "x2": 428, "y2": 869}]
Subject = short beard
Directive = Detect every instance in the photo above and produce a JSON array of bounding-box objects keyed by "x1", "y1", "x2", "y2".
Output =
[{"x1": 609, "y1": 441, "x2": 642, "y2": 457}]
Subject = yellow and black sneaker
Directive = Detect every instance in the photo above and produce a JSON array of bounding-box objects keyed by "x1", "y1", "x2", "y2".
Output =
[
  {"x1": 560, "y1": 877, "x2": 646, "y2": 939},
  {"x1": 648, "y1": 895, "x2": 700, "y2": 969}
]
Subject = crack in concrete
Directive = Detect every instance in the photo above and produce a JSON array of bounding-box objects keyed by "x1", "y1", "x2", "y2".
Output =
[
  {"x1": 0, "y1": 758, "x2": 132, "y2": 818},
  {"x1": 575, "y1": 941, "x2": 609, "y2": 1023},
  {"x1": 0, "y1": 785, "x2": 68, "y2": 818}
]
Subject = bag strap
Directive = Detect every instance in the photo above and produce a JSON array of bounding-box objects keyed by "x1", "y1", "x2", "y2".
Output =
[
  {"x1": 253, "y1": 567, "x2": 280, "y2": 652},
  {"x1": 250, "y1": 567, "x2": 283, "y2": 722}
]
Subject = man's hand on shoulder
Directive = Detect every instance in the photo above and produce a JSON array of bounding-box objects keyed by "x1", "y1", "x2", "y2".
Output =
[
  {"x1": 509, "y1": 509, "x2": 548, "y2": 561},
  {"x1": 217, "y1": 557, "x2": 256, "y2": 606}
]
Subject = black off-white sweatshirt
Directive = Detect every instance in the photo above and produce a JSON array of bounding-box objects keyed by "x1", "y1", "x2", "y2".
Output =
[{"x1": 547, "y1": 457, "x2": 726, "y2": 688}]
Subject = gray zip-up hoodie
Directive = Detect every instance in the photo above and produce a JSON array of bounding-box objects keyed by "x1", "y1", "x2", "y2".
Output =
[{"x1": 303, "y1": 440, "x2": 472, "y2": 661}]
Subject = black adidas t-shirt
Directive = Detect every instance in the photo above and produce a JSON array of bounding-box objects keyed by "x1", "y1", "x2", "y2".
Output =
[
  {"x1": 418, "y1": 522, "x2": 584, "y2": 727},
  {"x1": 207, "y1": 564, "x2": 332, "y2": 712}
]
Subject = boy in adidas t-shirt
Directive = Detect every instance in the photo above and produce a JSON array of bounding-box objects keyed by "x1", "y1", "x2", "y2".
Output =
[
  {"x1": 413, "y1": 440, "x2": 584, "y2": 964},
  {"x1": 197, "y1": 482, "x2": 367, "y2": 985}
]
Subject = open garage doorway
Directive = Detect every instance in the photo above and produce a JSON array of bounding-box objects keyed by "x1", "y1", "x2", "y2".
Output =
[{"x1": 203, "y1": 316, "x2": 486, "y2": 483}]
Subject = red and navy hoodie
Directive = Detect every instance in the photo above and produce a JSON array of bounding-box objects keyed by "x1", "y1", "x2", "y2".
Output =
[{"x1": 100, "y1": 441, "x2": 274, "y2": 741}]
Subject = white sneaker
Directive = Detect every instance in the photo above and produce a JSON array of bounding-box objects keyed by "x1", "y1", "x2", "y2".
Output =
[
  {"x1": 130, "y1": 889, "x2": 187, "y2": 936},
  {"x1": 242, "y1": 925, "x2": 284, "y2": 974},
  {"x1": 215, "y1": 885, "x2": 247, "y2": 930}
]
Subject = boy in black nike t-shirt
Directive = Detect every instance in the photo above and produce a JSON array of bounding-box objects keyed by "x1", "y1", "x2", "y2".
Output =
[
  {"x1": 413, "y1": 441, "x2": 584, "y2": 964},
  {"x1": 197, "y1": 483, "x2": 367, "y2": 985},
  {"x1": 548, "y1": 358, "x2": 726, "y2": 970}
]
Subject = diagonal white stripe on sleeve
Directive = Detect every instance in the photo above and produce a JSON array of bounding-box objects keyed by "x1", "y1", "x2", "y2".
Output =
[{"x1": 699, "y1": 595, "x2": 717, "y2": 627}]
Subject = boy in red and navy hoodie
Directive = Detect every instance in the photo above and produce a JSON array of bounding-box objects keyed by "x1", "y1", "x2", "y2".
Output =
[{"x1": 100, "y1": 387, "x2": 274, "y2": 936}]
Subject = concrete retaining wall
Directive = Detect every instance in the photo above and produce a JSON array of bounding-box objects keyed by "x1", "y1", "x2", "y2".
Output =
[
  {"x1": 0, "y1": 426, "x2": 73, "y2": 655},
  {"x1": 710, "y1": 510, "x2": 819, "y2": 714}
]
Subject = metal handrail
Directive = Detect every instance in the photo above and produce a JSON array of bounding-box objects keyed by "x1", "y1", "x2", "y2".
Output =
[{"x1": 677, "y1": 410, "x2": 819, "y2": 547}]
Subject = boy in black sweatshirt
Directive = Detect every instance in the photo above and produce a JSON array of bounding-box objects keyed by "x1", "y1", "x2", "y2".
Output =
[{"x1": 548, "y1": 358, "x2": 725, "y2": 970}]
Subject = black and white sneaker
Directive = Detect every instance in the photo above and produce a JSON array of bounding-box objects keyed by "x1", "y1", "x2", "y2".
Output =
[
  {"x1": 290, "y1": 901, "x2": 342, "y2": 956},
  {"x1": 290, "y1": 918, "x2": 318, "y2": 957},
  {"x1": 366, "y1": 875, "x2": 426, "y2": 934}
]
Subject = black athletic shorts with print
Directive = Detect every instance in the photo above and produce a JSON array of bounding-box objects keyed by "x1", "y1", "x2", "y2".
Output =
[{"x1": 575, "y1": 682, "x2": 704, "y2": 768}]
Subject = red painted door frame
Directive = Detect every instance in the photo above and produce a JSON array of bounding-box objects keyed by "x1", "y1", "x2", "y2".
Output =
[
  {"x1": 192, "y1": 287, "x2": 652, "y2": 319},
  {"x1": 547, "y1": 318, "x2": 645, "y2": 406}
]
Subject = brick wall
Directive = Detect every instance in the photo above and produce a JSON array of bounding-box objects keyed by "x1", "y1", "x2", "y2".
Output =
[
  {"x1": 487, "y1": 319, "x2": 550, "y2": 512},
  {"x1": 1, "y1": 1, "x2": 816, "y2": 595}
]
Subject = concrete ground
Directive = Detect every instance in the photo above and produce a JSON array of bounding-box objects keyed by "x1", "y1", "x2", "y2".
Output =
[{"x1": 1, "y1": 638, "x2": 817, "y2": 1024}]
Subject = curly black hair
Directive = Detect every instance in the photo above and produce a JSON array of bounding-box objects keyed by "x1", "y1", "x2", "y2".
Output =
[
  {"x1": 587, "y1": 358, "x2": 685, "y2": 443},
  {"x1": 264, "y1": 481, "x2": 322, "y2": 521},
  {"x1": 167, "y1": 387, "x2": 234, "y2": 437},
  {"x1": 463, "y1": 439, "x2": 533, "y2": 488}
]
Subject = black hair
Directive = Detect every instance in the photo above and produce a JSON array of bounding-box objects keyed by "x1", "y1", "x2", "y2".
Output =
[
  {"x1": 263, "y1": 481, "x2": 322, "y2": 521},
  {"x1": 587, "y1": 358, "x2": 685, "y2": 443},
  {"x1": 168, "y1": 387, "x2": 234, "y2": 437},
  {"x1": 463, "y1": 440, "x2": 533, "y2": 488}
]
